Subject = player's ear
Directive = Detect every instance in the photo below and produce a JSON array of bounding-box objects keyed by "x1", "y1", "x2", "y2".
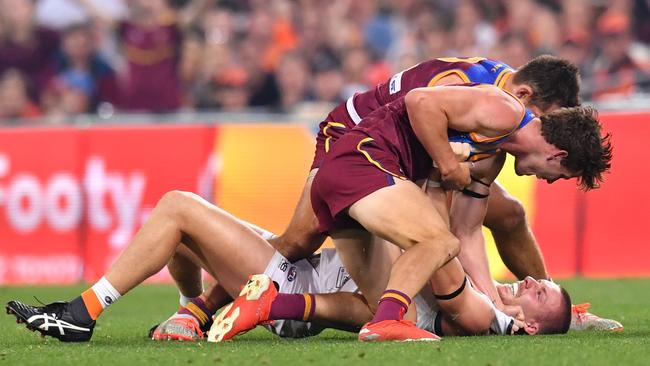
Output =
[
  {"x1": 513, "y1": 84, "x2": 534, "y2": 103},
  {"x1": 523, "y1": 321, "x2": 539, "y2": 335},
  {"x1": 547, "y1": 150, "x2": 568, "y2": 161}
]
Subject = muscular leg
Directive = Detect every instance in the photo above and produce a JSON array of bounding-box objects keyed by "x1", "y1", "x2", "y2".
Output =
[
  {"x1": 167, "y1": 244, "x2": 234, "y2": 311},
  {"x1": 484, "y1": 181, "x2": 549, "y2": 280},
  {"x1": 338, "y1": 180, "x2": 460, "y2": 316},
  {"x1": 104, "y1": 191, "x2": 275, "y2": 297},
  {"x1": 271, "y1": 170, "x2": 326, "y2": 261},
  {"x1": 168, "y1": 245, "x2": 204, "y2": 298},
  {"x1": 311, "y1": 293, "x2": 373, "y2": 331}
]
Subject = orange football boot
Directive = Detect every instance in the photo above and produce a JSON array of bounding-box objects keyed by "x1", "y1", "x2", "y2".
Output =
[
  {"x1": 151, "y1": 315, "x2": 204, "y2": 341},
  {"x1": 207, "y1": 274, "x2": 277, "y2": 342},
  {"x1": 571, "y1": 303, "x2": 624, "y2": 332},
  {"x1": 358, "y1": 320, "x2": 441, "y2": 342}
]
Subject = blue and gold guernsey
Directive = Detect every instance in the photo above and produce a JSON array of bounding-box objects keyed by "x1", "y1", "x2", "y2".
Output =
[
  {"x1": 352, "y1": 57, "x2": 516, "y2": 123},
  {"x1": 312, "y1": 57, "x2": 518, "y2": 170}
]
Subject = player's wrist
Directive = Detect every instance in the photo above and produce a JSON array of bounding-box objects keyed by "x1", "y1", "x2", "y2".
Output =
[{"x1": 438, "y1": 159, "x2": 461, "y2": 178}]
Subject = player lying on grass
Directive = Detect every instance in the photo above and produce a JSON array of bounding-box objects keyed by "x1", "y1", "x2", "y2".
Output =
[
  {"x1": 5, "y1": 193, "x2": 566, "y2": 342},
  {"x1": 164, "y1": 55, "x2": 618, "y2": 331}
]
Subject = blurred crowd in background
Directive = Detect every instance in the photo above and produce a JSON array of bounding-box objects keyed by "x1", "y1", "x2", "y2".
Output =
[{"x1": 1, "y1": 0, "x2": 649, "y2": 124}]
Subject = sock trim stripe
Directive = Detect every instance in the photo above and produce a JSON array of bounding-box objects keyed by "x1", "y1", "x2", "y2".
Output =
[
  {"x1": 185, "y1": 302, "x2": 209, "y2": 324},
  {"x1": 81, "y1": 289, "x2": 103, "y2": 320},
  {"x1": 302, "y1": 294, "x2": 313, "y2": 322},
  {"x1": 380, "y1": 292, "x2": 410, "y2": 307}
]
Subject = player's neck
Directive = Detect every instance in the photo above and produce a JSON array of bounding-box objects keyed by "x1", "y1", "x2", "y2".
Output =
[{"x1": 499, "y1": 118, "x2": 544, "y2": 156}]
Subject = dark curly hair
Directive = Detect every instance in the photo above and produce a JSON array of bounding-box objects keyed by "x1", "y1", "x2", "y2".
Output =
[
  {"x1": 513, "y1": 55, "x2": 581, "y2": 109},
  {"x1": 540, "y1": 106, "x2": 613, "y2": 190}
]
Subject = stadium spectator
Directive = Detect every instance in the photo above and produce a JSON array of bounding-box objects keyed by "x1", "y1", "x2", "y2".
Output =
[
  {"x1": 0, "y1": 0, "x2": 648, "y2": 121},
  {"x1": 195, "y1": 66, "x2": 249, "y2": 111},
  {"x1": 341, "y1": 47, "x2": 373, "y2": 99},
  {"x1": 0, "y1": 0, "x2": 59, "y2": 100},
  {"x1": 78, "y1": 0, "x2": 207, "y2": 112},
  {"x1": 274, "y1": 52, "x2": 310, "y2": 112},
  {"x1": 312, "y1": 52, "x2": 345, "y2": 104},
  {"x1": 0, "y1": 69, "x2": 42, "y2": 123},
  {"x1": 591, "y1": 10, "x2": 650, "y2": 100},
  {"x1": 41, "y1": 73, "x2": 93, "y2": 123},
  {"x1": 52, "y1": 23, "x2": 118, "y2": 113}
]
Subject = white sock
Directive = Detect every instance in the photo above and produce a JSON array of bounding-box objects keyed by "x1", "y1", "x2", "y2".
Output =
[
  {"x1": 91, "y1": 277, "x2": 121, "y2": 309},
  {"x1": 179, "y1": 293, "x2": 192, "y2": 307}
]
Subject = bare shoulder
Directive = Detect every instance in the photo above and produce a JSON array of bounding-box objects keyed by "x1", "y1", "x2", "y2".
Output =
[{"x1": 474, "y1": 86, "x2": 524, "y2": 135}]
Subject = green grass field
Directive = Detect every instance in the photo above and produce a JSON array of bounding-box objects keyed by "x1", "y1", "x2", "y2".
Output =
[{"x1": 1, "y1": 278, "x2": 649, "y2": 366}]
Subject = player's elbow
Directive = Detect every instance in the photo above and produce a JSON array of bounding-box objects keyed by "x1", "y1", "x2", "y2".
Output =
[
  {"x1": 404, "y1": 88, "x2": 430, "y2": 112},
  {"x1": 462, "y1": 317, "x2": 492, "y2": 336}
]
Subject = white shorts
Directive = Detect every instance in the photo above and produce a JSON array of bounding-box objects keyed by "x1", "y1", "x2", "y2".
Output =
[{"x1": 262, "y1": 249, "x2": 357, "y2": 338}]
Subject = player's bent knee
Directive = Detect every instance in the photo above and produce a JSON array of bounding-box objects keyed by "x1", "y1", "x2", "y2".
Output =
[
  {"x1": 418, "y1": 230, "x2": 460, "y2": 261},
  {"x1": 440, "y1": 234, "x2": 461, "y2": 260},
  {"x1": 156, "y1": 190, "x2": 204, "y2": 220}
]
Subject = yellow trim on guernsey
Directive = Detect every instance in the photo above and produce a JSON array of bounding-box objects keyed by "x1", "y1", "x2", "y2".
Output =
[
  {"x1": 494, "y1": 69, "x2": 512, "y2": 89},
  {"x1": 427, "y1": 69, "x2": 471, "y2": 87},
  {"x1": 323, "y1": 122, "x2": 347, "y2": 153},
  {"x1": 356, "y1": 137, "x2": 407, "y2": 180},
  {"x1": 436, "y1": 57, "x2": 486, "y2": 64}
]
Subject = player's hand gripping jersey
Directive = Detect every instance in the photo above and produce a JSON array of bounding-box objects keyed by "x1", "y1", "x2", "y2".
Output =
[{"x1": 312, "y1": 57, "x2": 517, "y2": 169}]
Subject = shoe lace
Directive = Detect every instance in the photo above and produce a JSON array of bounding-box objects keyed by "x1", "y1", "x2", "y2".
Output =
[
  {"x1": 36, "y1": 298, "x2": 66, "y2": 319},
  {"x1": 184, "y1": 318, "x2": 205, "y2": 338},
  {"x1": 572, "y1": 303, "x2": 591, "y2": 315},
  {"x1": 33, "y1": 296, "x2": 47, "y2": 306}
]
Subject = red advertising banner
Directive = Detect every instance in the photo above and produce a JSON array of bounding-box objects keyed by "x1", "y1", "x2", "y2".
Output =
[
  {"x1": 1, "y1": 113, "x2": 649, "y2": 285},
  {"x1": 580, "y1": 113, "x2": 650, "y2": 277},
  {"x1": 0, "y1": 127, "x2": 84, "y2": 284},
  {"x1": 534, "y1": 112, "x2": 650, "y2": 277},
  {"x1": 82, "y1": 125, "x2": 216, "y2": 282},
  {"x1": 0, "y1": 125, "x2": 215, "y2": 285}
]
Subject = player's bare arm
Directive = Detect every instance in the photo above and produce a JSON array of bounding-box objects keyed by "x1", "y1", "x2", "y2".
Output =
[
  {"x1": 448, "y1": 153, "x2": 510, "y2": 312},
  {"x1": 405, "y1": 85, "x2": 522, "y2": 189}
]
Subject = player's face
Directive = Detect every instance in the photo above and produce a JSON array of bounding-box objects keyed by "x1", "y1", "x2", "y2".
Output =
[
  {"x1": 497, "y1": 277, "x2": 564, "y2": 329},
  {"x1": 513, "y1": 152, "x2": 576, "y2": 184}
]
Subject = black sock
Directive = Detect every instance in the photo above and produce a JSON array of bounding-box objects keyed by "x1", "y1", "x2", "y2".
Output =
[{"x1": 69, "y1": 296, "x2": 94, "y2": 324}]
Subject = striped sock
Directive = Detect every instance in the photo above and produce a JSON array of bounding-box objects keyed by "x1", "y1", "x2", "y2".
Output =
[
  {"x1": 76, "y1": 277, "x2": 121, "y2": 321},
  {"x1": 370, "y1": 289, "x2": 411, "y2": 324},
  {"x1": 269, "y1": 293, "x2": 316, "y2": 321},
  {"x1": 178, "y1": 297, "x2": 214, "y2": 327}
]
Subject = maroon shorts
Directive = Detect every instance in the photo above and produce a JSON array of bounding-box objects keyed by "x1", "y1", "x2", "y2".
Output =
[
  {"x1": 310, "y1": 130, "x2": 408, "y2": 233},
  {"x1": 310, "y1": 104, "x2": 356, "y2": 170}
]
